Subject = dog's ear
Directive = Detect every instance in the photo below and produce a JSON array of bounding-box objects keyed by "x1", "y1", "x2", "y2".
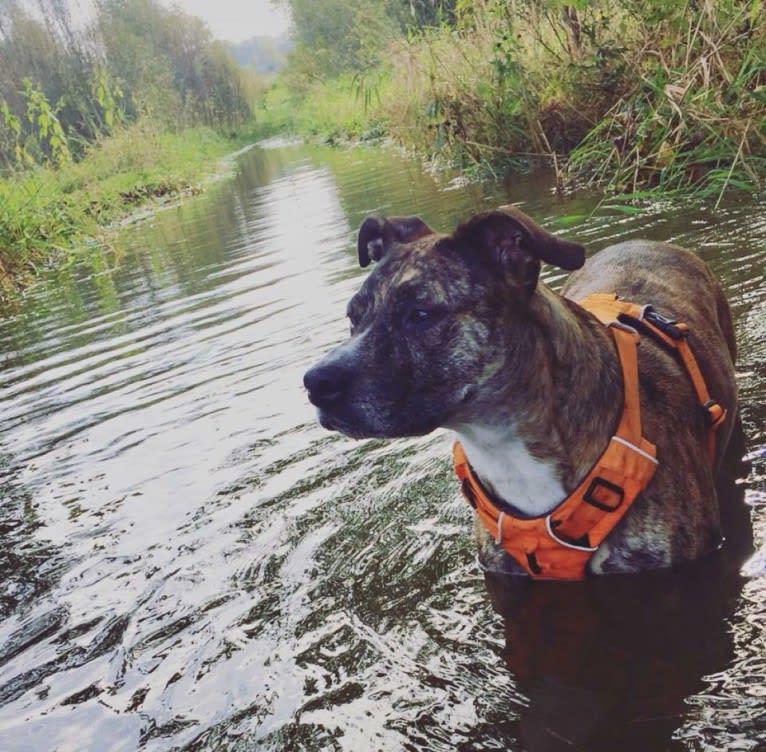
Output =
[
  {"x1": 453, "y1": 205, "x2": 585, "y2": 294},
  {"x1": 357, "y1": 215, "x2": 434, "y2": 268}
]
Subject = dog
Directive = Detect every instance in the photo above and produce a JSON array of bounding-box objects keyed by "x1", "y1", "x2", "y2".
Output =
[{"x1": 303, "y1": 206, "x2": 740, "y2": 577}]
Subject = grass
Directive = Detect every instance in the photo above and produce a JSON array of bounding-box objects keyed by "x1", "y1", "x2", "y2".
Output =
[
  {"x1": 0, "y1": 123, "x2": 242, "y2": 301},
  {"x1": 565, "y1": 0, "x2": 766, "y2": 200},
  {"x1": 263, "y1": 0, "x2": 766, "y2": 199},
  {"x1": 252, "y1": 76, "x2": 390, "y2": 144}
]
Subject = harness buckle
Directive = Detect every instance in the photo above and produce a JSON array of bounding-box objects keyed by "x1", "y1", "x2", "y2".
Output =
[
  {"x1": 702, "y1": 399, "x2": 726, "y2": 429},
  {"x1": 583, "y1": 476, "x2": 624, "y2": 512},
  {"x1": 642, "y1": 305, "x2": 688, "y2": 340}
]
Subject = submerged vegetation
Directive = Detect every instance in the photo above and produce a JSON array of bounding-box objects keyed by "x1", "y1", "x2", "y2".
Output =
[{"x1": 270, "y1": 0, "x2": 766, "y2": 199}]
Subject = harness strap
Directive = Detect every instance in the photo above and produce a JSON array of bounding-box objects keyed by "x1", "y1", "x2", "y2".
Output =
[
  {"x1": 454, "y1": 292, "x2": 725, "y2": 580},
  {"x1": 582, "y1": 294, "x2": 726, "y2": 463}
]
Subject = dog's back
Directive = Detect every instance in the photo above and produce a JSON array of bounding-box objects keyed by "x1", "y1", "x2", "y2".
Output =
[
  {"x1": 563, "y1": 241, "x2": 737, "y2": 441},
  {"x1": 563, "y1": 240, "x2": 737, "y2": 361}
]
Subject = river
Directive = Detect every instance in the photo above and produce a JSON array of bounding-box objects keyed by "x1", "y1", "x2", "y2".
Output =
[{"x1": 0, "y1": 142, "x2": 764, "y2": 751}]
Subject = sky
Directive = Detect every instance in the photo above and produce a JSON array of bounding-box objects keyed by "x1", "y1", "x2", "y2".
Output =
[
  {"x1": 70, "y1": 0, "x2": 291, "y2": 42},
  {"x1": 159, "y1": 0, "x2": 291, "y2": 41}
]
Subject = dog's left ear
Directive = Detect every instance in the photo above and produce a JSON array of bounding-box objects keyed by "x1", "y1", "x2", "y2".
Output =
[
  {"x1": 357, "y1": 215, "x2": 434, "y2": 268},
  {"x1": 453, "y1": 205, "x2": 585, "y2": 294}
]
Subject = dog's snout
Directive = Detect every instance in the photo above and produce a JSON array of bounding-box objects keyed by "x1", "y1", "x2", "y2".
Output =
[{"x1": 304, "y1": 362, "x2": 353, "y2": 407}]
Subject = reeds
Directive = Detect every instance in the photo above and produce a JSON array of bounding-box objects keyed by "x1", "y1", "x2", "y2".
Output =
[
  {"x1": 270, "y1": 0, "x2": 766, "y2": 199},
  {"x1": 566, "y1": 0, "x2": 766, "y2": 200},
  {"x1": 378, "y1": 1, "x2": 632, "y2": 174}
]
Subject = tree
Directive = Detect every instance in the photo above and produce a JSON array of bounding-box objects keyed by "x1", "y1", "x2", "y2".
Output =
[{"x1": 0, "y1": 0, "x2": 255, "y2": 167}]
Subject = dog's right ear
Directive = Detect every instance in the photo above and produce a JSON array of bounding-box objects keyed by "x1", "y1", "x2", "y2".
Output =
[
  {"x1": 357, "y1": 216, "x2": 434, "y2": 268},
  {"x1": 451, "y1": 206, "x2": 585, "y2": 296}
]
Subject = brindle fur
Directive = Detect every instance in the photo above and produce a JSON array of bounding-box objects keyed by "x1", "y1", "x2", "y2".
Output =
[{"x1": 304, "y1": 206, "x2": 740, "y2": 575}]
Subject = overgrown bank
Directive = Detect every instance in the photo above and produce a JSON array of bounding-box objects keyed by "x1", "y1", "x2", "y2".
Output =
[
  {"x1": 268, "y1": 0, "x2": 766, "y2": 199},
  {"x1": 0, "y1": 125, "x2": 244, "y2": 300},
  {"x1": 3, "y1": 1, "x2": 764, "y2": 299},
  {"x1": 0, "y1": 0, "x2": 262, "y2": 301}
]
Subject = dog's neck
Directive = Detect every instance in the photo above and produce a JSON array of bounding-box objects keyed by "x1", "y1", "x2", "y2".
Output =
[
  {"x1": 448, "y1": 284, "x2": 623, "y2": 516},
  {"x1": 451, "y1": 423, "x2": 566, "y2": 517}
]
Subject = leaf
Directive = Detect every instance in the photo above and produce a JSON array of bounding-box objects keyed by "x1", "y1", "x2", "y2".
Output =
[{"x1": 549, "y1": 214, "x2": 588, "y2": 227}]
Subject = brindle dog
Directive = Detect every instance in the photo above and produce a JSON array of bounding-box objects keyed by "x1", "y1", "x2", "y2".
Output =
[{"x1": 303, "y1": 206, "x2": 741, "y2": 575}]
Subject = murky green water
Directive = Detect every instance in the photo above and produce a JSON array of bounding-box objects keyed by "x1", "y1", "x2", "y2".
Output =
[{"x1": 0, "y1": 142, "x2": 764, "y2": 752}]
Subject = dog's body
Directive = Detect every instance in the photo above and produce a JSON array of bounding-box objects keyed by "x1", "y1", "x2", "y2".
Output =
[{"x1": 304, "y1": 206, "x2": 740, "y2": 576}]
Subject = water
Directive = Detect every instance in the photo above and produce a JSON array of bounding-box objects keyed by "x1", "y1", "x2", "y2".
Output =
[{"x1": 0, "y1": 142, "x2": 764, "y2": 752}]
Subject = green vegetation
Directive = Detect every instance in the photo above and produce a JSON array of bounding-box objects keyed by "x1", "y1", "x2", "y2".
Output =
[
  {"x1": 0, "y1": 0, "x2": 262, "y2": 299},
  {"x1": 0, "y1": 0, "x2": 255, "y2": 167},
  {"x1": 3, "y1": 0, "x2": 764, "y2": 299},
  {"x1": 269, "y1": 0, "x2": 766, "y2": 198},
  {"x1": 0, "y1": 124, "x2": 241, "y2": 298}
]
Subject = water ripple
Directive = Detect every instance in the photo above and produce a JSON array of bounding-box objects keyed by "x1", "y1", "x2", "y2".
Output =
[{"x1": 0, "y1": 144, "x2": 764, "y2": 751}]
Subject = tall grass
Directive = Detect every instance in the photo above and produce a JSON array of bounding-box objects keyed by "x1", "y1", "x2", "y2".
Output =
[
  {"x1": 566, "y1": 0, "x2": 766, "y2": 201},
  {"x1": 0, "y1": 123, "x2": 239, "y2": 300},
  {"x1": 268, "y1": 0, "x2": 766, "y2": 197},
  {"x1": 348, "y1": 1, "x2": 639, "y2": 175}
]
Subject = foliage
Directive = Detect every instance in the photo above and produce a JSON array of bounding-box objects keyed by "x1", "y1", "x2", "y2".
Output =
[
  {"x1": 0, "y1": 0, "x2": 252, "y2": 170},
  {"x1": 0, "y1": 124, "x2": 240, "y2": 300},
  {"x1": 95, "y1": 0, "x2": 251, "y2": 128},
  {"x1": 0, "y1": 0, "x2": 108, "y2": 163},
  {"x1": 386, "y1": 0, "x2": 460, "y2": 29},
  {"x1": 379, "y1": 0, "x2": 661, "y2": 173},
  {"x1": 252, "y1": 76, "x2": 390, "y2": 143},
  {"x1": 269, "y1": 0, "x2": 766, "y2": 198},
  {"x1": 566, "y1": 0, "x2": 766, "y2": 200},
  {"x1": 278, "y1": 0, "x2": 459, "y2": 84},
  {"x1": 281, "y1": 0, "x2": 397, "y2": 86},
  {"x1": 21, "y1": 79, "x2": 72, "y2": 166}
]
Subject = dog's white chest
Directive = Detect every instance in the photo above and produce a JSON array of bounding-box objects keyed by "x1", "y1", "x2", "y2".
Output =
[{"x1": 452, "y1": 426, "x2": 565, "y2": 517}]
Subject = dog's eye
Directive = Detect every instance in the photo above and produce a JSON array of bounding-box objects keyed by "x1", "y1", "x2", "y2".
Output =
[{"x1": 405, "y1": 307, "x2": 441, "y2": 330}]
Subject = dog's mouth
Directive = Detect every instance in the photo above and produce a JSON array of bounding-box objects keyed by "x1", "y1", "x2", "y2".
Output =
[
  {"x1": 314, "y1": 403, "x2": 445, "y2": 440},
  {"x1": 314, "y1": 407, "x2": 378, "y2": 440},
  {"x1": 314, "y1": 407, "x2": 343, "y2": 432},
  {"x1": 316, "y1": 410, "x2": 346, "y2": 434},
  {"x1": 309, "y1": 383, "x2": 478, "y2": 440}
]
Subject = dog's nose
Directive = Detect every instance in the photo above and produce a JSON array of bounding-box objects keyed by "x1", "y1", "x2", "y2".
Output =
[{"x1": 304, "y1": 363, "x2": 352, "y2": 407}]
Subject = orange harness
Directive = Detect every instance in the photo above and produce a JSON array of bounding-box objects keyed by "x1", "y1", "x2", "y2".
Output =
[{"x1": 454, "y1": 293, "x2": 727, "y2": 580}]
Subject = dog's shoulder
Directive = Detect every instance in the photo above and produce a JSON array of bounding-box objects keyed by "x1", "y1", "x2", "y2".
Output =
[{"x1": 562, "y1": 240, "x2": 714, "y2": 303}]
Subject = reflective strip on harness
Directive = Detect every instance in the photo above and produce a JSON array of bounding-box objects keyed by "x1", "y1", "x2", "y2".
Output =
[{"x1": 454, "y1": 292, "x2": 725, "y2": 581}]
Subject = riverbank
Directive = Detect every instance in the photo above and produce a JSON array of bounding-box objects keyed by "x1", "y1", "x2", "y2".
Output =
[
  {"x1": 0, "y1": 124, "x2": 248, "y2": 302},
  {"x1": 266, "y1": 1, "x2": 766, "y2": 200}
]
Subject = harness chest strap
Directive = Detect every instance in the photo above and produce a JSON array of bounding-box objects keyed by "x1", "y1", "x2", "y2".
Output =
[{"x1": 454, "y1": 293, "x2": 726, "y2": 580}]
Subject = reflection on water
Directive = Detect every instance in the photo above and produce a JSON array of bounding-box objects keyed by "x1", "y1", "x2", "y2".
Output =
[
  {"x1": 487, "y1": 461, "x2": 753, "y2": 752},
  {"x1": 0, "y1": 143, "x2": 764, "y2": 751}
]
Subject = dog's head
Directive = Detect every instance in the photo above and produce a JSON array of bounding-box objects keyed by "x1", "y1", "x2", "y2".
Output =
[{"x1": 304, "y1": 206, "x2": 585, "y2": 439}]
